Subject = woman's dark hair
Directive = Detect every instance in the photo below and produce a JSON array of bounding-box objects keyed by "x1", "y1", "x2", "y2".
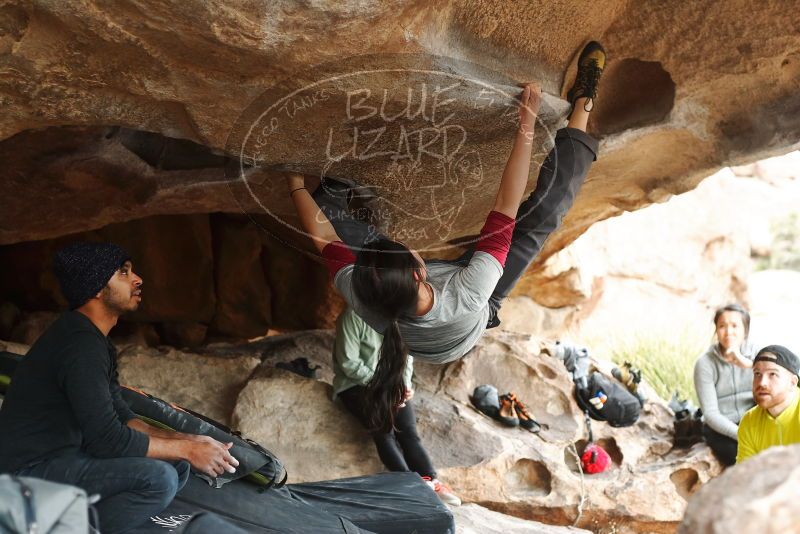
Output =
[
  {"x1": 713, "y1": 303, "x2": 750, "y2": 339},
  {"x1": 352, "y1": 238, "x2": 422, "y2": 433}
]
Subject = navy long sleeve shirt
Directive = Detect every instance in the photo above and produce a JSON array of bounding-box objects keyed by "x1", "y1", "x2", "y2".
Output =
[{"x1": 0, "y1": 311, "x2": 149, "y2": 473}]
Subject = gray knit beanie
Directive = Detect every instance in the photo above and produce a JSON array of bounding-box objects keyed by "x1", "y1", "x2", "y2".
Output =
[{"x1": 53, "y1": 242, "x2": 130, "y2": 309}]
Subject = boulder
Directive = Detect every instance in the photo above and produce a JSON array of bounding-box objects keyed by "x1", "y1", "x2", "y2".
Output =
[
  {"x1": 201, "y1": 329, "x2": 337, "y2": 386},
  {"x1": 232, "y1": 367, "x2": 384, "y2": 481},
  {"x1": 452, "y1": 504, "x2": 590, "y2": 534},
  {"x1": 157, "y1": 322, "x2": 209, "y2": 349},
  {"x1": 0, "y1": 339, "x2": 30, "y2": 356},
  {"x1": 9, "y1": 311, "x2": 58, "y2": 345},
  {"x1": 679, "y1": 445, "x2": 800, "y2": 534},
  {"x1": 117, "y1": 345, "x2": 260, "y2": 425}
]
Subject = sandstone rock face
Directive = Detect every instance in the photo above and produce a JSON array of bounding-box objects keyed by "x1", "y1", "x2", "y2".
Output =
[
  {"x1": 232, "y1": 367, "x2": 385, "y2": 481},
  {"x1": 209, "y1": 215, "x2": 272, "y2": 338},
  {"x1": 117, "y1": 345, "x2": 260, "y2": 425},
  {"x1": 2, "y1": 1, "x2": 799, "y2": 268},
  {"x1": 0, "y1": 214, "x2": 342, "y2": 341},
  {"x1": 679, "y1": 445, "x2": 800, "y2": 534}
]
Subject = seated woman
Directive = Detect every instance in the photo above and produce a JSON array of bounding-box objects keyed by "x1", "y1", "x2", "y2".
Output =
[
  {"x1": 332, "y1": 307, "x2": 461, "y2": 506},
  {"x1": 693, "y1": 303, "x2": 756, "y2": 466}
]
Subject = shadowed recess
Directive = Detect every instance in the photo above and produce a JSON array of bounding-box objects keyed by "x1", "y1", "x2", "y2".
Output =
[{"x1": 589, "y1": 58, "x2": 676, "y2": 136}]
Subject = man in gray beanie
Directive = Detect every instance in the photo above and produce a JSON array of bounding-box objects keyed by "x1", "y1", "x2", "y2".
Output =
[{"x1": 0, "y1": 242, "x2": 239, "y2": 533}]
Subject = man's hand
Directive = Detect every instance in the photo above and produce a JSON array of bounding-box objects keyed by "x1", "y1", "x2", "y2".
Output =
[
  {"x1": 518, "y1": 83, "x2": 542, "y2": 139},
  {"x1": 184, "y1": 440, "x2": 240, "y2": 478},
  {"x1": 286, "y1": 172, "x2": 305, "y2": 193}
]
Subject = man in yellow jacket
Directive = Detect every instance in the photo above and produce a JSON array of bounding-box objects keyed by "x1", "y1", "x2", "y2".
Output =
[{"x1": 737, "y1": 345, "x2": 800, "y2": 463}]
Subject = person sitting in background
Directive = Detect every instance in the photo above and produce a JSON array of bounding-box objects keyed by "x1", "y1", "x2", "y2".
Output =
[
  {"x1": 332, "y1": 307, "x2": 461, "y2": 506},
  {"x1": 0, "y1": 242, "x2": 239, "y2": 533},
  {"x1": 737, "y1": 345, "x2": 800, "y2": 463},
  {"x1": 693, "y1": 304, "x2": 755, "y2": 466}
]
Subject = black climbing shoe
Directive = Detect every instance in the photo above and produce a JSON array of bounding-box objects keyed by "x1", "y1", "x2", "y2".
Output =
[
  {"x1": 470, "y1": 384, "x2": 500, "y2": 418},
  {"x1": 321, "y1": 175, "x2": 377, "y2": 203},
  {"x1": 566, "y1": 41, "x2": 606, "y2": 112},
  {"x1": 275, "y1": 357, "x2": 320, "y2": 379}
]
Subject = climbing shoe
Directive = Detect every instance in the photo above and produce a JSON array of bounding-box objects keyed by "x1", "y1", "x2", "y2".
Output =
[
  {"x1": 275, "y1": 357, "x2": 320, "y2": 379},
  {"x1": 566, "y1": 41, "x2": 606, "y2": 112},
  {"x1": 506, "y1": 393, "x2": 541, "y2": 432},
  {"x1": 612, "y1": 361, "x2": 647, "y2": 405},
  {"x1": 470, "y1": 384, "x2": 500, "y2": 418},
  {"x1": 423, "y1": 477, "x2": 462, "y2": 506},
  {"x1": 497, "y1": 394, "x2": 520, "y2": 427}
]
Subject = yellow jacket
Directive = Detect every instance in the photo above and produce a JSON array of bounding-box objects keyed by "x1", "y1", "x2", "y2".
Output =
[{"x1": 736, "y1": 392, "x2": 800, "y2": 463}]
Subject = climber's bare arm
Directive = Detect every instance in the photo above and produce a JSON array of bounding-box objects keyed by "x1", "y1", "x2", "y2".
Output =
[
  {"x1": 286, "y1": 173, "x2": 341, "y2": 254},
  {"x1": 491, "y1": 83, "x2": 541, "y2": 218}
]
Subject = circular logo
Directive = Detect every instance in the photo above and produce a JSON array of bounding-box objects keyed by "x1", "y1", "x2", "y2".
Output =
[{"x1": 226, "y1": 53, "x2": 557, "y2": 255}]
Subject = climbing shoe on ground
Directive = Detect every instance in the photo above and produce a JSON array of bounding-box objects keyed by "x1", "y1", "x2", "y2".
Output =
[
  {"x1": 497, "y1": 394, "x2": 520, "y2": 427},
  {"x1": 506, "y1": 393, "x2": 541, "y2": 432},
  {"x1": 423, "y1": 477, "x2": 462, "y2": 506},
  {"x1": 470, "y1": 384, "x2": 500, "y2": 418},
  {"x1": 565, "y1": 41, "x2": 606, "y2": 111}
]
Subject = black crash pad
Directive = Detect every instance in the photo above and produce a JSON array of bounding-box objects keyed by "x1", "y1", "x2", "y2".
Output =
[{"x1": 132, "y1": 472, "x2": 454, "y2": 534}]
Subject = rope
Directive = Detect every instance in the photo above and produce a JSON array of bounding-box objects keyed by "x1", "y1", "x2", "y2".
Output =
[
  {"x1": 566, "y1": 410, "x2": 594, "y2": 527},
  {"x1": 566, "y1": 442, "x2": 587, "y2": 527}
]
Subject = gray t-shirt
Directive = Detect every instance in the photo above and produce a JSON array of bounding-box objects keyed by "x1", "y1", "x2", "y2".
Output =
[{"x1": 333, "y1": 251, "x2": 503, "y2": 364}]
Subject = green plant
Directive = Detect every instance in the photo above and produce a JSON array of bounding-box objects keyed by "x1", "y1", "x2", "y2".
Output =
[
  {"x1": 605, "y1": 333, "x2": 706, "y2": 405},
  {"x1": 756, "y1": 212, "x2": 800, "y2": 271}
]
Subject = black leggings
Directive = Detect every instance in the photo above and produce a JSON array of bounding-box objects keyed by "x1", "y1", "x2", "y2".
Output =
[{"x1": 338, "y1": 386, "x2": 436, "y2": 479}]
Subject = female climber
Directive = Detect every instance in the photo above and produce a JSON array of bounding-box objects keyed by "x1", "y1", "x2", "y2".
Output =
[{"x1": 286, "y1": 42, "x2": 606, "y2": 432}]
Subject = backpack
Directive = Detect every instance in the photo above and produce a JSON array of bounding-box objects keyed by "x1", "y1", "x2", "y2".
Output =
[
  {"x1": 575, "y1": 371, "x2": 641, "y2": 427},
  {"x1": 0, "y1": 475, "x2": 91, "y2": 534}
]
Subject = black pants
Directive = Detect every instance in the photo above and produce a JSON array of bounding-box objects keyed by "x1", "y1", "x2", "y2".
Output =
[
  {"x1": 702, "y1": 424, "x2": 738, "y2": 466},
  {"x1": 338, "y1": 386, "x2": 436, "y2": 479}
]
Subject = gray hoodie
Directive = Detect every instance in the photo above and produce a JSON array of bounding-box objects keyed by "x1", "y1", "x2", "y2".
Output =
[{"x1": 693, "y1": 343, "x2": 755, "y2": 440}]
